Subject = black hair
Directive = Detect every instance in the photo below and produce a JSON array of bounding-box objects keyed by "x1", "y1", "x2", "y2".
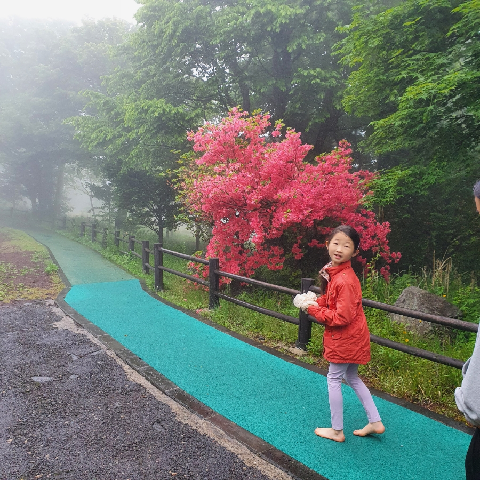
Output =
[
  {"x1": 474, "y1": 180, "x2": 480, "y2": 199},
  {"x1": 328, "y1": 224, "x2": 361, "y2": 251}
]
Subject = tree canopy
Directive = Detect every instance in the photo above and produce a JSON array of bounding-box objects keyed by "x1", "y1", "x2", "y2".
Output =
[
  {"x1": 337, "y1": 0, "x2": 480, "y2": 271},
  {"x1": 128, "y1": 0, "x2": 359, "y2": 155},
  {"x1": 339, "y1": 0, "x2": 479, "y2": 159},
  {"x1": 2, "y1": 0, "x2": 480, "y2": 278}
]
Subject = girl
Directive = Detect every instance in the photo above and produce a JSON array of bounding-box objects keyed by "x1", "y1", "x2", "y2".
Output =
[{"x1": 296, "y1": 225, "x2": 385, "y2": 443}]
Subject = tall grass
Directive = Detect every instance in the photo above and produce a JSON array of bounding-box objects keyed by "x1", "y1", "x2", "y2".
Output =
[{"x1": 58, "y1": 224, "x2": 477, "y2": 424}]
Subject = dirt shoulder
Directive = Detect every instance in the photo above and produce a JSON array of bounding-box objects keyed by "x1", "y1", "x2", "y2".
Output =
[{"x1": 0, "y1": 227, "x2": 64, "y2": 303}]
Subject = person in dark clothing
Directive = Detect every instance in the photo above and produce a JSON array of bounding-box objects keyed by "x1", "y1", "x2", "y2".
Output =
[{"x1": 455, "y1": 180, "x2": 480, "y2": 480}]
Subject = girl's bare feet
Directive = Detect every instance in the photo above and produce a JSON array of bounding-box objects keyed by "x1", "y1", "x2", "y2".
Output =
[
  {"x1": 353, "y1": 421, "x2": 385, "y2": 437},
  {"x1": 314, "y1": 427, "x2": 345, "y2": 443}
]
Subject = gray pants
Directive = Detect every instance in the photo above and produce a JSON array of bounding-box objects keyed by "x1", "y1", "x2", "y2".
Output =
[{"x1": 327, "y1": 363, "x2": 381, "y2": 431}]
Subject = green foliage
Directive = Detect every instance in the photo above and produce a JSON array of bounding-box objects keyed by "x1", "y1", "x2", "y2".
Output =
[
  {"x1": 363, "y1": 167, "x2": 412, "y2": 209},
  {"x1": 44, "y1": 262, "x2": 59, "y2": 275},
  {"x1": 450, "y1": 285, "x2": 480, "y2": 325},
  {"x1": 253, "y1": 264, "x2": 304, "y2": 289},
  {"x1": 337, "y1": 0, "x2": 480, "y2": 274}
]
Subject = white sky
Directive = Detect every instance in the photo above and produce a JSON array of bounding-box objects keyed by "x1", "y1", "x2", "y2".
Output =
[{"x1": 0, "y1": 0, "x2": 140, "y2": 24}]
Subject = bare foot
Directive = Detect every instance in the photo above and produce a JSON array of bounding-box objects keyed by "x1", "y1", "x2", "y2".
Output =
[
  {"x1": 314, "y1": 427, "x2": 345, "y2": 443},
  {"x1": 353, "y1": 421, "x2": 385, "y2": 437}
]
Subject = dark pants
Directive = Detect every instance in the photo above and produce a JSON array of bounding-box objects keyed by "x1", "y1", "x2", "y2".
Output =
[{"x1": 466, "y1": 427, "x2": 480, "y2": 480}]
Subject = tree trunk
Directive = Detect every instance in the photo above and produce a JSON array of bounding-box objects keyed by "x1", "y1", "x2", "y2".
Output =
[
  {"x1": 157, "y1": 214, "x2": 164, "y2": 244},
  {"x1": 313, "y1": 89, "x2": 342, "y2": 155},
  {"x1": 271, "y1": 29, "x2": 293, "y2": 120},
  {"x1": 52, "y1": 162, "x2": 66, "y2": 224}
]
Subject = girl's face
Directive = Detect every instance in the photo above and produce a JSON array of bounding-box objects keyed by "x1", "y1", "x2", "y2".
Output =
[{"x1": 327, "y1": 232, "x2": 358, "y2": 267}]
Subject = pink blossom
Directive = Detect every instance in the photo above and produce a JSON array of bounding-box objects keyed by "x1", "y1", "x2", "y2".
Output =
[{"x1": 179, "y1": 109, "x2": 398, "y2": 281}]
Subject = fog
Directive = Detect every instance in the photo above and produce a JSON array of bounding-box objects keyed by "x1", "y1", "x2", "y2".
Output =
[
  {"x1": 66, "y1": 188, "x2": 103, "y2": 217},
  {"x1": 0, "y1": 0, "x2": 139, "y2": 24}
]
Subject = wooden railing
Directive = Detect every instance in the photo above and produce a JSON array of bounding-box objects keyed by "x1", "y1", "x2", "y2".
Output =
[{"x1": 75, "y1": 222, "x2": 477, "y2": 370}]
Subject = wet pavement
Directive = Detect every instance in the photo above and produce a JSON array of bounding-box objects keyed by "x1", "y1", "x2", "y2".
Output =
[{"x1": 0, "y1": 300, "x2": 293, "y2": 480}]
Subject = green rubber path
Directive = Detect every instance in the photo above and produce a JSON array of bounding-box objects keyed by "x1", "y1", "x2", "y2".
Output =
[
  {"x1": 23, "y1": 228, "x2": 133, "y2": 284},
  {"x1": 28, "y1": 229, "x2": 470, "y2": 480}
]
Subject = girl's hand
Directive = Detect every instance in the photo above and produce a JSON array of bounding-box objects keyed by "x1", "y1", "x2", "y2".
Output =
[{"x1": 302, "y1": 300, "x2": 318, "y2": 312}]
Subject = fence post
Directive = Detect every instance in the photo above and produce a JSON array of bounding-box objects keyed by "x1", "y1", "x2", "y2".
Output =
[
  {"x1": 142, "y1": 240, "x2": 150, "y2": 274},
  {"x1": 209, "y1": 258, "x2": 220, "y2": 309},
  {"x1": 114, "y1": 230, "x2": 120, "y2": 248},
  {"x1": 102, "y1": 228, "x2": 108, "y2": 249},
  {"x1": 195, "y1": 223, "x2": 201, "y2": 251},
  {"x1": 154, "y1": 243, "x2": 164, "y2": 290},
  {"x1": 91, "y1": 222, "x2": 97, "y2": 243},
  {"x1": 296, "y1": 278, "x2": 315, "y2": 350},
  {"x1": 80, "y1": 222, "x2": 86, "y2": 237},
  {"x1": 129, "y1": 235, "x2": 135, "y2": 253}
]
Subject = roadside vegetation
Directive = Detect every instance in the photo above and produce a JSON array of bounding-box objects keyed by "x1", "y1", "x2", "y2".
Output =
[
  {"x1": 57, "y1": 221, "x2": 479, "y2": 424},
  {"x1": 0, "y1": 227, "x2": 64, "y2": 302}
]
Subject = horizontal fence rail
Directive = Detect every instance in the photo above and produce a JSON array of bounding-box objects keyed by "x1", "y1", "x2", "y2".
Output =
[
  {"x1": 158, "y1": 266, "x2": 209, "y2": 288},
  {"x1": 162, "y1": 248, "x2": 210, "y2": 265},
  {"x1": 216, "y1": 269, "x2": 300, "y2": 296},
  {"x1": 72, "y1": 221, "x2": 476, "y2": 369},
  {"x1": 215, "y1": 292, "x2": 300, "y2": 325},
  {"x1": 9, "y1": 210, "x2": 473, "y2": 372},
  {"x1": 308, "y1": 286, "x2": 479, "y2": 333},
  {"x1": 369, "y1": 334, "x2": 464, "y2": 370}
]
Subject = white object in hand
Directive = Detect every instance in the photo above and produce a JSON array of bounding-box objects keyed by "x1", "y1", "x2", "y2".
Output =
[{"x1": 293, "y1": 291, "x2": 318, "y2": 311}]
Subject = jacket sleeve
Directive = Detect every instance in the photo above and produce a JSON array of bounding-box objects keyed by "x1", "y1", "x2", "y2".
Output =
[
  {"x1": 307, "y1": 282, "x2": 358, "y2": 327},
  {"x1": 455, "y1": 330, "x2": 480, "y2": 426},
  {"x1": 315, "y1": 294, "x2": 327, "y2": 308}
]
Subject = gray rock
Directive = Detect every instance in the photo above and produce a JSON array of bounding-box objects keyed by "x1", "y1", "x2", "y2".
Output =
[{"x1": 390, "y1": 286, "x2": 462, "y2": 335}]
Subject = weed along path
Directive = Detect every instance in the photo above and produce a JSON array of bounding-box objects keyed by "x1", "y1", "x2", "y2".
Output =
[{"x1": 27, "y1": 229, "x2": 471, "y2": 480}]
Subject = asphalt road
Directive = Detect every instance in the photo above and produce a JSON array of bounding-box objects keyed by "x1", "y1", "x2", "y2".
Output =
[{"x1": 0, "y1": 300, "x2": 292, "y2": 480}]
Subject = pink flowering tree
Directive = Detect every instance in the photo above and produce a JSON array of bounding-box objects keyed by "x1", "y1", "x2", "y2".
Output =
[{"x1": 177, "y1": 108, "x2": 400, "y2": 283}]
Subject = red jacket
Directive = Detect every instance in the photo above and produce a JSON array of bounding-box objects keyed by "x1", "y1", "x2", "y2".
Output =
[{"x1": 307, "y1": 261, "x2": 371, "y2": 364}]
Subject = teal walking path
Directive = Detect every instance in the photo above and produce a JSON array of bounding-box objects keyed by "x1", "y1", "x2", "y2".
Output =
[{"x1": 25, "y1": 229, "x2": 471, "y2": 480}]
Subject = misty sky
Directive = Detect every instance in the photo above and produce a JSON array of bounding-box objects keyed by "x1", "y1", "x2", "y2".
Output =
[{"x1": 0, "y1": 0, "x2": 140, "y2": 24}]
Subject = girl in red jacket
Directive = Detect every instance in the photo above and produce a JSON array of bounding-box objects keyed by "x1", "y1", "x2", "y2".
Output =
[{"x1": 299, "y1": 225, "x2": 385, "y2": 443}]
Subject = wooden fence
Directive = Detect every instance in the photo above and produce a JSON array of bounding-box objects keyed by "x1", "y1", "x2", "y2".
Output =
[
  {"x1": 76, "y1": 221, "x2": 478, "y2": 370},
  {"x1": 2, "y1": 208, "x2": 474, "y2": 369}
]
